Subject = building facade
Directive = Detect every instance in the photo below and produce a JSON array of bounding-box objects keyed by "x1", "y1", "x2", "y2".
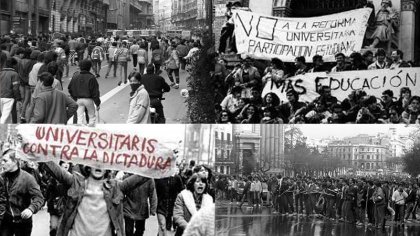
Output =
[
  {"x1": 171, "y1": 0, "x2": 207, "y2": 30},
  {"x1": 183, "y1": 124, "x2": 214, "y2": 166},
  {"x1": 231, "y1": 125, "x2": 261, "y2": 175},
  {"x1": 214, "y1": 125, "x2": 234, "y2": 175}
]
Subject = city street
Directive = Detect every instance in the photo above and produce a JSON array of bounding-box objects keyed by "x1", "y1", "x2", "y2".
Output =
[
  {"x1": 216, "y1": 201, "x2": 420, "y2": 236},
  {"x1": 32, "y1": 207, "x2": 175, "y2": 236},
  {"x1": 61, "y1": 51, "x2": 188, "y2": 124}
]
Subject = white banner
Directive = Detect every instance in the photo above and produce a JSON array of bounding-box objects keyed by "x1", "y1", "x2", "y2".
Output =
[
  {"x1": 262, "y1": 68, "x2": 420, "y2": 103},
  {"x1": 234, "y1": 8, "x2": 372, "y2": 62},
  {"x1": 15, "y1": 125, "x2": 183, "y2": 179}
]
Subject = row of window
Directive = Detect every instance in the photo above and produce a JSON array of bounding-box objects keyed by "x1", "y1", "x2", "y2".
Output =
[
  {"x1": 341, "y1": 154, "x2": 382, "y2": 160},
  {"x1": 215, "y1": 149, "x2": 231, "y2": 159},
  {"x1": 330, "y1": 147, "x2": 384, "y2": 153},
  {"x1": 216, "y1": 165, "x2": 231, "y2": 175},
  {"x1": 215, "y1": 131, "x2": 232, "y2": 143}
]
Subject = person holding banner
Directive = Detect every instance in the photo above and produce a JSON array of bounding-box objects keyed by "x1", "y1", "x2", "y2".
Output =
[
  {"x1": 331, "y1": 53, "x2": 351, "y2": 72},
  {"x1": 0, "y1": 149, "x2": 44, "y2": 236},
  {"x1": 41, "y1": 160, "x2": 150, "y2": 236}
]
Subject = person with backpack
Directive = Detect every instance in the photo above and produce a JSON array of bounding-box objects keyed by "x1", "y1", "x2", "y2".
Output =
[
  {"x1": 105, "y1": 42, "x2": 118, "y2": 79},
  {"x1": 116, "y1": 41, "x2": 130, "y2": 86},
  {"x1": 151, "y1": 44, "x2": 164, "y2": 75},
  {"x1": 137, "y1": 42, "x2": 148, "y2": 75},
  {"x1": 176, "y1": 40, "x2": 189, "y2": 70},
  {"x1": 165, "y1": 41, "x2": 180, "y2": 89},
  {"x1": 91, "y1": 42, "x2": 105, "y2": 78}
]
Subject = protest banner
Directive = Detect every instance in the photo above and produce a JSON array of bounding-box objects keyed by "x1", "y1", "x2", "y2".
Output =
[
  {"x1": 233, "y1": 8, "x2": 372, "y2": 62},
  {"x1": 262, "y1": 68, "x2": 420, "y2": 103},
  {"x1": 15, "y1": 125, "x2": 183, "y2": 179}
]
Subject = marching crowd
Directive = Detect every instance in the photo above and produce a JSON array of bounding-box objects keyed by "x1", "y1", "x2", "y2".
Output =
[
  {"x1": 0, "y1": 33, "x2": 201, "y2": 125},
  {"x1": 212, "y1": 49, "x2": 419, "y2": 124},
  {"x1": 215, "y1": 174, "x2": 420, "y2": 230},
  {"x1": 0, "y1": 145, "x2": 215, "y2": 236}
]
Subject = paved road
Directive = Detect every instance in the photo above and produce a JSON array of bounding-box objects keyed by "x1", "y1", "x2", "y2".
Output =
[
  {"x1": 216, "y1": 200, "x2": 420, "y2": 236},
  {"x1": 60, "y1": 52, "x2": 188, "y2": 124},
  {"x1": 32, "y1": 207, "x2": 175, "y2": 236}
]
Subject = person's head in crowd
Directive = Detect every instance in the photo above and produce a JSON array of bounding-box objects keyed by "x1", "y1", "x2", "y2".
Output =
[
  {"x1": 408, "y1": 96, "x2": 420, "y2": 113},
  {"x1": 388, "y1": 105, "x2": 401, "y2": 123},
  {"x1": 391, "y1": 49, "x2": 403, "y2": 62},
  {"x1": 231, "y1": 86, "x2": 243, "y2": 99},
  {"x1": 79, "y1": 59, "x2": 92, "y2": 72},
  {"x1": 262, "y1": 106, "x2": 278, "y2": 121},
  {"x1": 189, "y1": 160, "x2": 196, "y2": 169},
  {"x1": 363, "y1": 50, "x2": 374, "y2": 65},
  {"x1": 186, "y1": 173, "x2": 209, "y2": 196},
  {"x1": 286, "y1": 90, "x2": 299, "y2": 103},
  {"x1": 140, "y1": 42, "x2": 147, "y2": 49},
  {"x1": 349, "y1": 52, "x2": 364, "y2": 68},
  {"x1": 23, "y1": 48, "x2": 31, "y2": 59},
  {"x1": 381, "y1": 89, "x2": 394, "y2": 105},
  {"x1": 219, "y1": 110, "x2": 231, "y2": 123},
  {"x1": 0, "y1": 149, "x2": 20, "y2": 173},
  {"x1": 263, "y1": 92, "x2": 280, "y2": 107},
  {"x1": 399, "y1": 87, "x2": 411, "y2": 101},
  {"x1": 330, "y1": 103, "x2": 346, "y2": 123},
  {"x1": 47, "y1": 61, "x2": 59, "y2": 76},
  {"x1": 318, "y1": 86, "x2": 333, "y2": 99},
  {"x1": 44, "y1": 51, "x2": 57, "y2": 65},
  {"x1": 5, "y1": 57, "x2": 18, "y2": 70},
  {"x1": 242, "y1": 57, "x2": 253, "y2": 69},
  {"x1": 0, "y1": 44, "x2": 7, "y2": 51},
  {"x1": 194, "y1": 165, "x2": 212, "y2": 180},
  {"x1": 59, "y1": 160, "x2": 72, "y2": 172},
  {"x1": 232, "y1": 1, "x2": 242, "y2": 8},
  {"x1": 129, "y1": 72, "x2": 143, "y2": 96},
  {"x1": 375, "y1": 48, "x2": 387, "y2": 63},
  {"x1": 39, "y1": 72, "x2": 54, "y2": 88},
  {"x1": 312, "y1": 55, "x2": 324, "y2": 69},
  {"x1": 335, "y1": 53, "x2": 346, "y2": 67},
  {"x1": 121, "y1": 41, "x2": 127, "y2": 48},
  {"x1": 243, "y1": 104, "x2": 260, "y2": 123},
  {"x1": 112, "y1": 42, "x2": 117, "y2": 47},
  {"x1": 250, "y1": 86, "x2": 261, "y2": 100},
  {"x1": 381, "y1": 0, "x2": 392, "y2": 8},
  {"x1": 294, "y1": 56, "x2": 306, "y2": 69},
  {"x1": 0, "y1": 51, "x2": 6, "y2": 69},
  {"x1": 271, "y1": 58, "x2": 284, "y2": 70},
  {"x1": 15, "y1": 47, "x2": 25, "y2": 58}
]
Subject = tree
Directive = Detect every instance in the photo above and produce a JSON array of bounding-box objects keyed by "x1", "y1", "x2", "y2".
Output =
[
  {"x1": 284, "y1": 125, "x2": 306, "y2": 154},
  {"x1": 402, "y1": 143, "x2": 420, "y2": 177},
  {"x1": 185, "y1": 31, "x2": 216, "y2": 123}
]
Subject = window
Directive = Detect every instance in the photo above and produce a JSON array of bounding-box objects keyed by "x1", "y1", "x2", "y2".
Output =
[
  {"x1": 227, "y1": 133, "x2": 231, "y2": 143},
  {"x1": 367, "y1": 155, "x2": 370, "y2": 159},
  {"x1": 227, "y1": 150, "x2": 230, "y2": 159},
  {"x1": 215, "y1": 131, "x2": 218, "y2": 139},
  {"x1": 220, "y1": 166, "x2": 224, "y2": 174},
  {"x1": 221, "y1": 132, "x2": 224, "y2": 142}
]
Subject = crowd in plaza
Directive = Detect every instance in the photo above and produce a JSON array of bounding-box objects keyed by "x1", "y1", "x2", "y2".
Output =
[
  {"x1": 212, "y1": 0, "x2": 420, "y2": 125},
  {"x1": 0, "y1": 33, "x2": 201, "y2": 125},
  {"x1": 215, "y1": 173, "x2": 420, "y2": 230},
  {"x1": 0, "y1": 144, "x2": 215, "y2": 236}
]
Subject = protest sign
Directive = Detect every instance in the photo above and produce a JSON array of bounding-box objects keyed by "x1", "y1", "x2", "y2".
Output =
[
  {"x1": 262, "y1": 68, "x2": 420, "y2": 103},
  {"x1": 233, "y1": 8, "x2": 372, "y2": 62},
  {"x1": 15, "y1": 125, "x2": 182, "y2": 178}
]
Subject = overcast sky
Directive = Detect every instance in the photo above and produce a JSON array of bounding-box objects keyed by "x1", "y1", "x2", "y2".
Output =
[{"x1": 298, "y1": 125, "x2": 414, "y2": 139}]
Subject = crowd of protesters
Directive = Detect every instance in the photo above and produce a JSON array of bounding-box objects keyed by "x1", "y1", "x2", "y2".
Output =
[
  {"x1": 212, "y1": 49, "x2": 419, "y2": 124},
  {"x1": 0, "y1": 33, "x2": 201, "y2": 125},
  {"x1": 215, "y1": 173, "x2": 420, "y2": 230},
  {"x1": 0, "y1": 141, "x2": 215, "y2": 236}
]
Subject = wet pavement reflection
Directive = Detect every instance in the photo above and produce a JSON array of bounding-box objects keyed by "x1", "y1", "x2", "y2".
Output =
[{"x1": 216, "y1": 202, "x2": 420, "y2": 236}]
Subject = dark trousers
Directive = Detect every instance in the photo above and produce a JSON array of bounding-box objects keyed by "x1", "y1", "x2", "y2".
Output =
[
  {"x1": 295, "y1": 194, "x2": 304, "y2": 213},
  {"x1": 138, "y1": 63, "x2": 146, "y2": 75},
  {"x1": 124, "y1": 217, "x2": 146, "y2": 236},
  {"x1": 150, "y1": 98, "x2": 165, "y2": 123},
  {"x1": 167, "y1": 68, "x2": 180, "y2": 84},
  {"x1": 132, "y1": 54, "x2": 138, "y2": 68},
  {"x1": 92, "y1": 59, "x2": 102, "y2": 76},
  {"x1": 394, "y1": 204, "x2": 405, "y2": 223},
  {"x1": 279, "y1": 195, "x2": 288, "y2": 213},
  {"x1": 367, "y1": 202, "x2": 375, "y2": 223},
  {"x1": 153, "y1": 63, "x2": 161, "y2": 74},
  {"x1": 286, "y1": 193, "x2": 294, "y2": 213},
  {"x1": 0, "y1": 214, "x2": 33, "y2": 236},
  {"x1": 218, "y1": 24, "x2": 235, "y2": 53},
  {"x1": 325, "y1": 197, "x2": 336, "y2": 218},
  {"x1": 374, "y1": 204, "x2": 386, "y2": 227}
]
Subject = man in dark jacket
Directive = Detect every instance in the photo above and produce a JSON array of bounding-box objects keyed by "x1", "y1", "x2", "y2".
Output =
[
  {"x1": 0, "y1": 57, "x2": 21, "y2": 124},
  {"x1": 123, "y1": 177, "x2": 157, "y2": 236},
  {"x1": 68, "y1": 59, "x2": 101, "y2": 126},
  {"x1": 141, "y1": 64, "x2": 170, "y2": 123},
  {"x1": 0, "y1": 175, "x2": 6, "y2": 227},
  {"x1": 31, "y1": 72, "x2": 77, "y2": 124},
  {"x1": 155, "y1": 174, "x2": 184, "y2": 235},
  {"x1": 0, "y1": 149, "x2": 44, "y2": 236}
]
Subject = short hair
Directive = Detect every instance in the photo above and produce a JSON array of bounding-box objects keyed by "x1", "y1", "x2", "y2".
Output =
[
  {"x1": 375, "y1": 48, "x2": 386, "y2": 57},
  {"x1": 47, "y1": 61, "x2": 59, "y2": 75},
  {"x1": 393, "y1": 49, "x2": 404, "y2": 60},
  {"x1": 1, "y1": 149, "x2": 17, "y2": 162},
  {"x1": 15, "y1": 47, "x2": 25, "y2": 55},
  {"x1": 409, "y1": 96, "x2": 420, "y2": 105},
  {"x1": 335, "y1": 53, "x2": 345, "y2": 59},
  {"x1": 79, "y1": 59, "x2": 92, "y2": 71},
  {"x1": 295, "y1": 56, "x2": 305, "y2": 64},
  {"x1": 130, "y1": 72, "x2": 142, "y2": 82},
  {"x1": 231, "y1": 86, "x2": 243, "y2": 95},
  {"x1": 5, "y1": 57, "x2": 17, "y2": 68},
  {"x1": 271, "y1": 58, "x2": 284, "y2": 69},
  {"x1": 0, "y1": 44, "x2": 7, "y2": 50},
  {"x1": 286, "y1": 89, "x2": 299, "y2": 100},
  {"x1": 400, "y1": 87, "x2": 411, "y2": 97},
  {"x1": 312, "y1": 55, "x2": 323, "y2": 62},
  {"x1": 40, "y1": 72, "x2": 54, "y2": 87},
  {"x1": 382, "y1": 89, "x2": 393, "y2": 98},
  {"x1": 189, "y1": 160, "x2": 196, "y2": 166},
  {"x1": 112, "y1": 42, "x2": 117, "y2": 47},
  {"x1": 363, "y1": 50, "x2": 373, "y2": 57}
]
